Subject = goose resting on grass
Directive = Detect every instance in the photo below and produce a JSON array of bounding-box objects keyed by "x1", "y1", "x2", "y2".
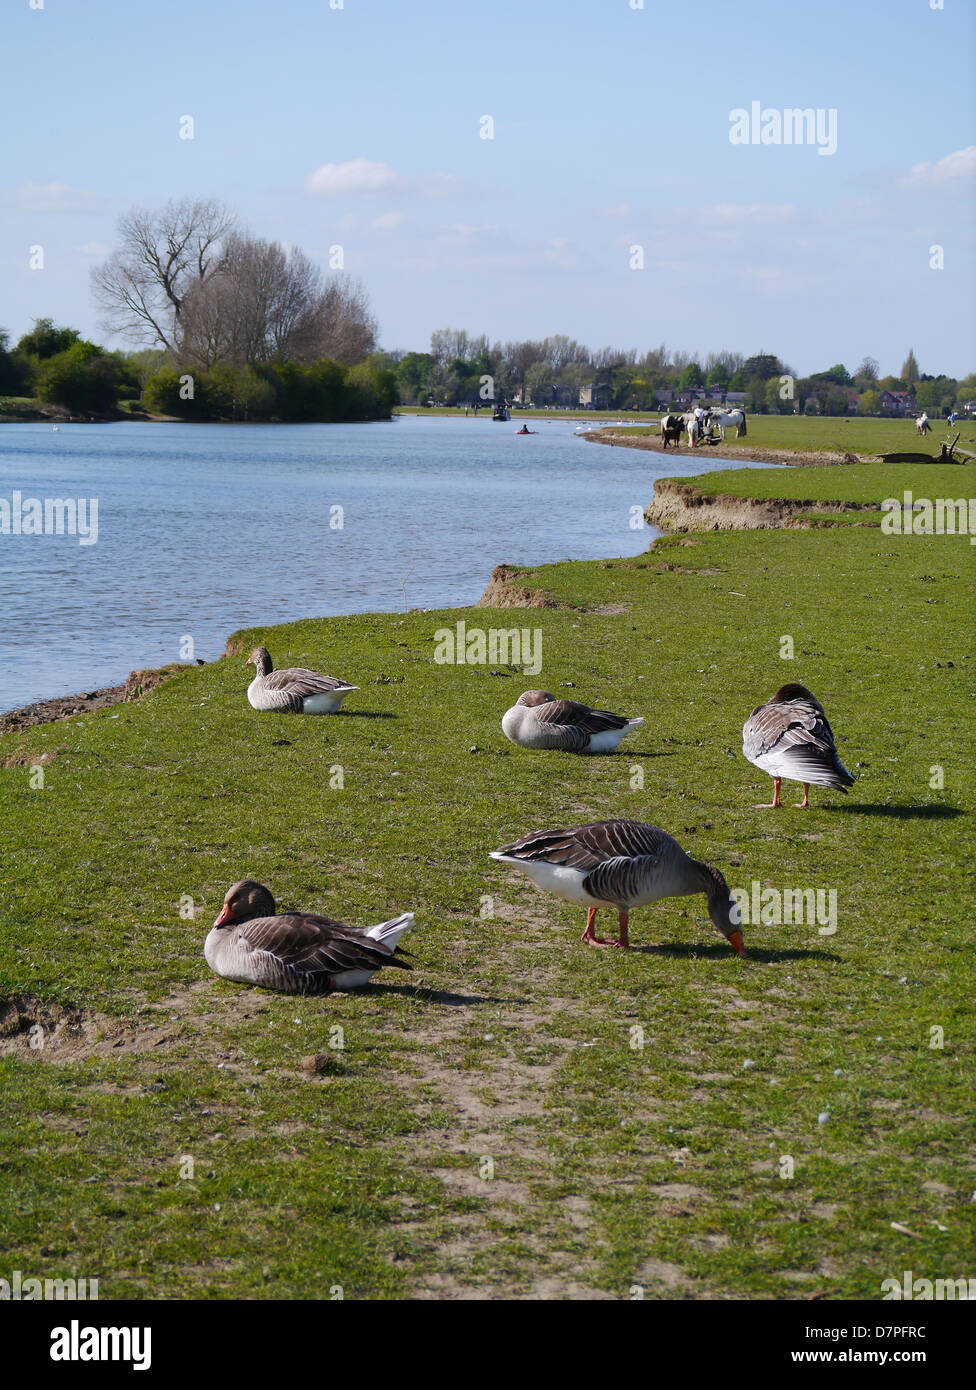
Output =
[
  {"x1": 245, "y1": 646, "x2": 358, "y2": 714},
  {"x1": 743, "y1": 683, "x2": 854, "y2": 808},
  {"x1": 490, "y1": 819, "x2": 745, "y2": 955},
  {"x1": 502, "y1": 690, "x2": 644, "y2": 754},
  {"x1": 205, "y1": 880, "x2": 414, "y2": 993}
]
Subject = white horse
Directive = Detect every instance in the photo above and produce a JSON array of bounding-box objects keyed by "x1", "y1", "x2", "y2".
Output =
[
  {"x1": 706, "y1": 408, "x2": 747, "y2": 439},
  {"x1": 916, "y1": 413, "x2": 931, "y2": 436}
]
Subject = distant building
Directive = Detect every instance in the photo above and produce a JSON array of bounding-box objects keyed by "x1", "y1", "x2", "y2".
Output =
[
  {"x1": 579, "y1": 383, "x2": 611, "y2": 409},
  {"x1": 879, "y1": 390, "x2": 917, "y2": 416}
]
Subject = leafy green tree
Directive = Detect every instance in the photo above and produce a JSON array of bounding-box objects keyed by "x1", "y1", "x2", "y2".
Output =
[
  {"x1": 36, "y1": 341, "x2": 122, "y2": 413},
  {"x1": 525, "y1": 360, "x2": 554, "y2": 406},
  {"x1": 765, "y1": 378, "x2": 791, "y2": 414},
  {"x1": 16, "y1": 317, "x2": 81, "y2": 360},
  {"x1": 858, "y1": 390, "x2": 879, "y2": 415},
  {"x1": 745, "y1": 376, "x2": 768, "y2": 411},
  {"x1": 823, "y1": 388, "x2": 848, "y2": 416},
  {"x1": 742, "y1": 353, "x2": 782, "y2": 381},
  {"x1": 0, "y1": 328, "x2": 31, "y2": 395},
  {"x1": 679, "y1": 362, "x2": 704, "y2": 389},
  {"x1": 821, "y1": 363, "x2": 852, "y2": 385},
  {"x1": 706, "y1": 363, "x2": 730, "y2": 389},
  {"x1": 900, "y1": 348, "x2": 920, "y2": 385}
]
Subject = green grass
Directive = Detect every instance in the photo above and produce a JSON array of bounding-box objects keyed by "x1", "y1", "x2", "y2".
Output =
[
  {"x1": 1, "y1": 480, "x2": 974, "y2": 1299},
  {"x1": 606, "y1": 414, "x2": 976, "y2": 458},
  {"x1": 663, "y1": 461, "x2": 975, "y2": 507}
]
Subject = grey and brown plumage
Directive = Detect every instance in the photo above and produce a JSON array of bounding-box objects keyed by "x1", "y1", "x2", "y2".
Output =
[
  {"x1": 245, "y1": 646, "x2": 358, "y2": 714},
  {"x1": 742, "y1": 683, "x2": 854, "y2": 808},
  {"x1": 490, "y1": 819, "x2": 745, "y2": 954},
  {"x1": 205, "y1": 880, "x2": 413, "y2": 993},
  {"x1": 501, "y1": 690, "x2": 644, "y2": 754}
]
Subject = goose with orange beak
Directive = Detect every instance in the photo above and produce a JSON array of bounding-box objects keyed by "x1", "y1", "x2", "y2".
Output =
[{"x1": 490, "y1": 819, "x2": 745, "y2": 955}]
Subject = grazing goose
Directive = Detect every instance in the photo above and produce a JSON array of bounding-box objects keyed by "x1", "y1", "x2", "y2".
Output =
[
  {"x1": 743, "y1": 683, "x2": 854, "y2": 808},
  {"x1": 205, "y1": 880, "x2": 414, "y2": 993},
  {"x1": 490, "y1": 819, "x2": 744, "y2": 955},
  {"x1": 245, "y1": 646, "x2": 357, "y2": 714},
  {"x1": 502, "y1": 690, "x2": 644, "y2": 754}
]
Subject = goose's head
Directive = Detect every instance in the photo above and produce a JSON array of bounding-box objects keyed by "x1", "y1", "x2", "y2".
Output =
[
  {"x1": 772, "y1": 682, "x2": 817, "y2": 706},
  {"x1": 516, "y1": 690, "x2": 557, "y2": 708},
  {"x1": 245, "y1": 646, "x2": 272, "y2": 676},
  {"x1": 214, "y1": 880, "x2": 276, "y2": 928},
  {"x1": 703, "y1": 865, "x2": 746, "y2": 957}
]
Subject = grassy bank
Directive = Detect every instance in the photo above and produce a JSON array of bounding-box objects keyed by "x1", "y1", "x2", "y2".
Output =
[
  {"x1": 1, "y1": 466, "x2": 973, "y2": 1300},
  {"x1": 599, "y1": 414, "x2": 975, "y2": 459}
]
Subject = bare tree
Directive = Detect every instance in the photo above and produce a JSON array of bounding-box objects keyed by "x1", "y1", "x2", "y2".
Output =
[
  {"x1": 316, "y1": 275, "x2": 377, "y2": 364},
  {"x1": 92, "y1": 199, "x2": 235, "y2": 352}
]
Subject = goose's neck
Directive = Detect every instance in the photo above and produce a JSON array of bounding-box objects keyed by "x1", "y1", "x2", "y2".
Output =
[
  {"x1": 686, "y1": 857, "x2": 729, "y2": 904},
  {"x1": 254, "y1": 651, "x2": 272, "y2": 677}
]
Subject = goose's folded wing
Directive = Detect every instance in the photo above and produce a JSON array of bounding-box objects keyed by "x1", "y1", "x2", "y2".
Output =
[
  {"x1": 533, "y1": 699, "x2": 632, "y2": 734},
  {"x1": 582, "y1": 853, "x2": 660, "y2": 905},
  {"x1": 495, "y1": 819, "x2": 673, "y2": 869},
  {"x1": 237, "y1": 914, "x2": 408, "y2": 974},
  {"x1": 263, "y1": 667, "x2": 356, "y2": 696},
  {"x1": 743, "y1": 698, "x2": 834, "y2": 760}
]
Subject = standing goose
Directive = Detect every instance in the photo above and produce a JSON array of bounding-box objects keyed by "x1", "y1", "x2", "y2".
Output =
[
  {"x1": 205, "y1": 880, "x2": 414, "y2": 993},
  {"x1": 490, "y1": 819, "x2": 744, "y2": 955},
  {"x1": 245, "y1": 646, "x2": 357, "y2": 714},
  {"x1": 502, "y1": 690, "x2": 644, "y2": 754},
  {"x1": 743, "y1": 683, "x2": 854, "y2": 808}
]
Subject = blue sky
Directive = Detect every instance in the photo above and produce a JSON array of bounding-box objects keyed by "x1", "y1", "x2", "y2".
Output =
[{"x1": 2, "y1": 0, "x2": 973, "y2": 376}]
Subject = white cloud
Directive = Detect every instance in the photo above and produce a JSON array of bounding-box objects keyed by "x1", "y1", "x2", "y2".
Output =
[
  {"x1": 902, "y1": 145, "x2": 976, "y2": 186},
  {"x1": 369, "y1": 212, "x2": 404, "y2": 231},
  {"x1": 701, "y1": 203, "x2": 794, "y2": 223},
  {"x1": 2, "y1": 181, "x2": 96, "y2": 213},
  {"x1": 304, "y1": 159, "x2": 400, "y2": 194}
]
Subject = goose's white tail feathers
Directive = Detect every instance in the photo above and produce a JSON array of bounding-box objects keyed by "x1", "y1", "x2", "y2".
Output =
[
  {"x1": 626, "y1": 717, "x2": 645, "y2": 729},
  {"x1": 365, "y1": 912, "x2": 414, "y2": 949}
]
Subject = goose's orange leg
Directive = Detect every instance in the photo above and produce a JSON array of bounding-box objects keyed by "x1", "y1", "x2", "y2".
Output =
[
  {"x1": 793, "y1": 782, "x2": 810, "y2": 808},
  {"x1": 582, "y1": 905, "x2": 616, "y2": 947},
  {"x1": 615, "y1": 909, "x2": 630, "y2": 949},
  {"x1": 755, "y1": 777, "x2": 782, "y2": 809}
]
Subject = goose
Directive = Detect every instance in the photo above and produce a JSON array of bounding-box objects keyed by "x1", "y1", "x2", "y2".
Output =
[
  {"x1": 205, "y1": 880, "x2": 414, "y2": 993},
  {"x1": 490, "y1": 819, "x2": 744, "y2": 954},
  {"x1": 743, "y1": 683, "x2": 854, "y2": 808},
  {"x1": 502, "y1": 690, "x2": 644, "y2": 754},
  {"x1": 245, "y1": 646, "x2": 357, "y2": 714}
]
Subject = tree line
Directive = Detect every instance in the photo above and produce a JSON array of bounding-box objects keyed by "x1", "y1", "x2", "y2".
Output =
[
  {"x1": 384, "y1": 335, "x2": 973, "y2": 417},
  {"x1": 2, "y1": 195, "x2": 971, "y2": 421}
]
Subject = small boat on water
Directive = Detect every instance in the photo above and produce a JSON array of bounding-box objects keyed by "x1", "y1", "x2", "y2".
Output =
[{"x1": 492, "y1": 403, "x2": 511, "y2": 421}]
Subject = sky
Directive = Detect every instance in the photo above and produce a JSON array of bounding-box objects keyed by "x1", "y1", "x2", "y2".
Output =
[{"x1": 2, "y1": 0, "x2": 973, "y2": 378}]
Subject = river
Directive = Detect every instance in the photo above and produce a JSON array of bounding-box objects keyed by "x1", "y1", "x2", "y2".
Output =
[{"x1": 0, "y1": 415, "x2": 773, "y2": 712}]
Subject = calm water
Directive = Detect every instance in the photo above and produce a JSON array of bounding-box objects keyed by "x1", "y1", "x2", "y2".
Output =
[{"x1": 0, "y1": 417, "x2": 774, "y2": 712}]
